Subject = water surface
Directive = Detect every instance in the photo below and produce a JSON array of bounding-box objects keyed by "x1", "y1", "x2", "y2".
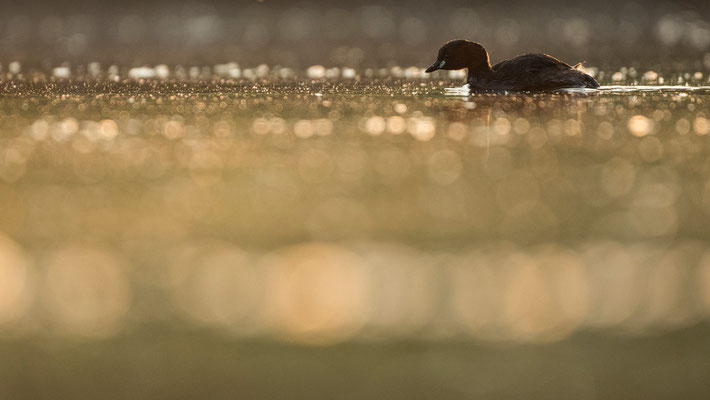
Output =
[{"x1": 2, "y1": 72, "x2": 710, "y2": 398}]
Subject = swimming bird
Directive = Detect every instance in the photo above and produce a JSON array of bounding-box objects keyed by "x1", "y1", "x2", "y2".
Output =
[{"x1": 425, "y1": 40, "x2": 599, "y2": 92}]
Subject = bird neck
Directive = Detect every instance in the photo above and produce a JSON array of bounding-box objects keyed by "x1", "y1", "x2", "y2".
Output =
[
  {"x1": 467, "y1": 63, "x2": 493, "y2": 81},
  {"x1": 465, "y1": 45, "x2": 492, "y2": 80}
]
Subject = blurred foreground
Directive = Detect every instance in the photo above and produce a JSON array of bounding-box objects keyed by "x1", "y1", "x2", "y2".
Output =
[
  {"x1": 3, "y1": 326, "x2": 710, "y2": 399},
  {"x1": 2, "y1": 67, "x2": 710, "y2": 397}
]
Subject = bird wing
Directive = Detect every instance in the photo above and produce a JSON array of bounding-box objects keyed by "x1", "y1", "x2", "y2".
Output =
[
  {"x1": 491, "y1": 53, "x2": 572, "y2": 74},
  {"x1": 484, "y1": 53, "x2": 598, "y2": 90}
]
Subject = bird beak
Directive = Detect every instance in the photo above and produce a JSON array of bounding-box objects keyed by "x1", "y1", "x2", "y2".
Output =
[{"x1": 425, "y1": 59, "x2": 445, "y2": 73}]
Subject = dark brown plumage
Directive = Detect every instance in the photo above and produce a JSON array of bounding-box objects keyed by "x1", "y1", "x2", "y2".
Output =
[{"x1": 425, "y1": 40, "x2": 599, "y2": 92}]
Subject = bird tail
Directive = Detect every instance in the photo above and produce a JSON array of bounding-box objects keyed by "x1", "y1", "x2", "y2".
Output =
[
  {"x1": 572, "y1": 62, "x2": 599, "y2": 88},
  {"x1": 581, "y1": 72, "x2": 600, "y2": 88}
]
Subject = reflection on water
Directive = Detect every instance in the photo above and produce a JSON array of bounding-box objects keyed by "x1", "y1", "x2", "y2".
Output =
[
  {"x1": 1, "y1": 73, "x2": 710, "y2": 347},
  {"x1": 4, "y1": 233, "x2": 710, "y2": 345},
  {"x1": 447, "y1": 85, "x2": 710, "y2": 96}
]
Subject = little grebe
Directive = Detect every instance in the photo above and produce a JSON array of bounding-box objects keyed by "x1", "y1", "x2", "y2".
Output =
[{"x1": 425, "y1": 40, "x2": 599, "y2": 91}]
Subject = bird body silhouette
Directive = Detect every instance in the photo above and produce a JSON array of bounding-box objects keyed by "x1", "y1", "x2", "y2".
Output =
[{"x1": 426, "y1": 40, "x2": 599, "y2": 92}]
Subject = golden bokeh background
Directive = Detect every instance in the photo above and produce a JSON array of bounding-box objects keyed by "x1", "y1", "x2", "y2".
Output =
[{"x1": 2, "y1": 0, "x2": 710, "y2": 398}]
